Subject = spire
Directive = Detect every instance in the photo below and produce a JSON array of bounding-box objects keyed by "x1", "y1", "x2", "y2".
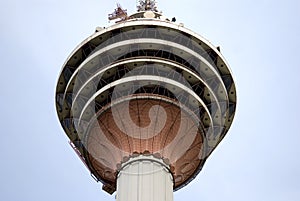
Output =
[{"x1": 137, "y1": 0, "x2": 158, "y2": 12}]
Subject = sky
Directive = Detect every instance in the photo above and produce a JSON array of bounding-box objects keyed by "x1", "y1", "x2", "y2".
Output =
[{"x1": 0, "y1": 0, "x2": 300, "y2": 201}]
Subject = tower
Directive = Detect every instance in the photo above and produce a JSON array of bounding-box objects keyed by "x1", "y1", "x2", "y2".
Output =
[{"x1": 55, "y1": 1, "x2": 237, "y2": 201}]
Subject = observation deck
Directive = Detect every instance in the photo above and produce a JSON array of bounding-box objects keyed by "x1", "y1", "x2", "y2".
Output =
[{"x1": 55, "y1": 4, "x2": 236, "y2": 195}]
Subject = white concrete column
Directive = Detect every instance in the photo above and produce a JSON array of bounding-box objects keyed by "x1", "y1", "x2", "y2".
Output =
[{"x1": 116, "y1": 155, "x2": 173, "y2": 201}]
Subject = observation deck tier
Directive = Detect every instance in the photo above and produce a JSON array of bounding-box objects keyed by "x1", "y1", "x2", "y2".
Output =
[{"x1": 55, "y1": 15, "x2": 236, "y2": 194}]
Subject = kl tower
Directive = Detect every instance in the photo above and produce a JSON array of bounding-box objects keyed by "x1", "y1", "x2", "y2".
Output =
[{"x1": 55, "y1": 1, "x2": 237, "y2": 201}]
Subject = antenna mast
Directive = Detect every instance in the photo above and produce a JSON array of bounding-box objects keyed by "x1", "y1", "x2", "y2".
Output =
[
  {"x1": 108, "y1": 3, "x2": 128, "y2": 22},
  {"x1": 137, "y1": 0, "x2": 158, "y2": 12}
]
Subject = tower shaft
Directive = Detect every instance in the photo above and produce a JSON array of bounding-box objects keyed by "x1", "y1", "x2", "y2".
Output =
[{"x1": 117, "y1": 155, "x2": 173, "y2": 201}]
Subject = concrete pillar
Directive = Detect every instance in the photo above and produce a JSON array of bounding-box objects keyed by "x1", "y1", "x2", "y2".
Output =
[{"x1": 116, "y1": 155, "x2": 173, "y2": 201}]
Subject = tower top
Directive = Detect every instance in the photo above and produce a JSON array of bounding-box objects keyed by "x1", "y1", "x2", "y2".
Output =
[{"x1": 137, "y1": 0, "x2": 158, "y2": 12}]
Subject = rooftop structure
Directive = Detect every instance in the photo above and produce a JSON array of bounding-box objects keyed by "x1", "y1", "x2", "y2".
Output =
[{"x1": 55, "y1": 1, "x2": 237, "y2": 200}]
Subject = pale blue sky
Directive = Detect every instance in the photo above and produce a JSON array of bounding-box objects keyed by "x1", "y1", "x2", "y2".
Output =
[{"x1": 1, "y1": 0, "x2": 300, "y2": 201}]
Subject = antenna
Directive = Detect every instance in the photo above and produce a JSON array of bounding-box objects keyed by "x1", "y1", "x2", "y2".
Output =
[
  {"x1": 108, "y1": 3, "x2": 128, "y2": 22},
  {"x1": 137, "y1": 0, "x2": 158, "y2": 12}
]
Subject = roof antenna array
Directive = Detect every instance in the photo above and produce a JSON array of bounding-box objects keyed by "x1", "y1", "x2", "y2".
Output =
[
  {"x1": 108, "y1": 3, "x2": 128, "y2": 22},
  {"x1": 137, "y1": 0, "x2": 158, "y2": 12}
]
